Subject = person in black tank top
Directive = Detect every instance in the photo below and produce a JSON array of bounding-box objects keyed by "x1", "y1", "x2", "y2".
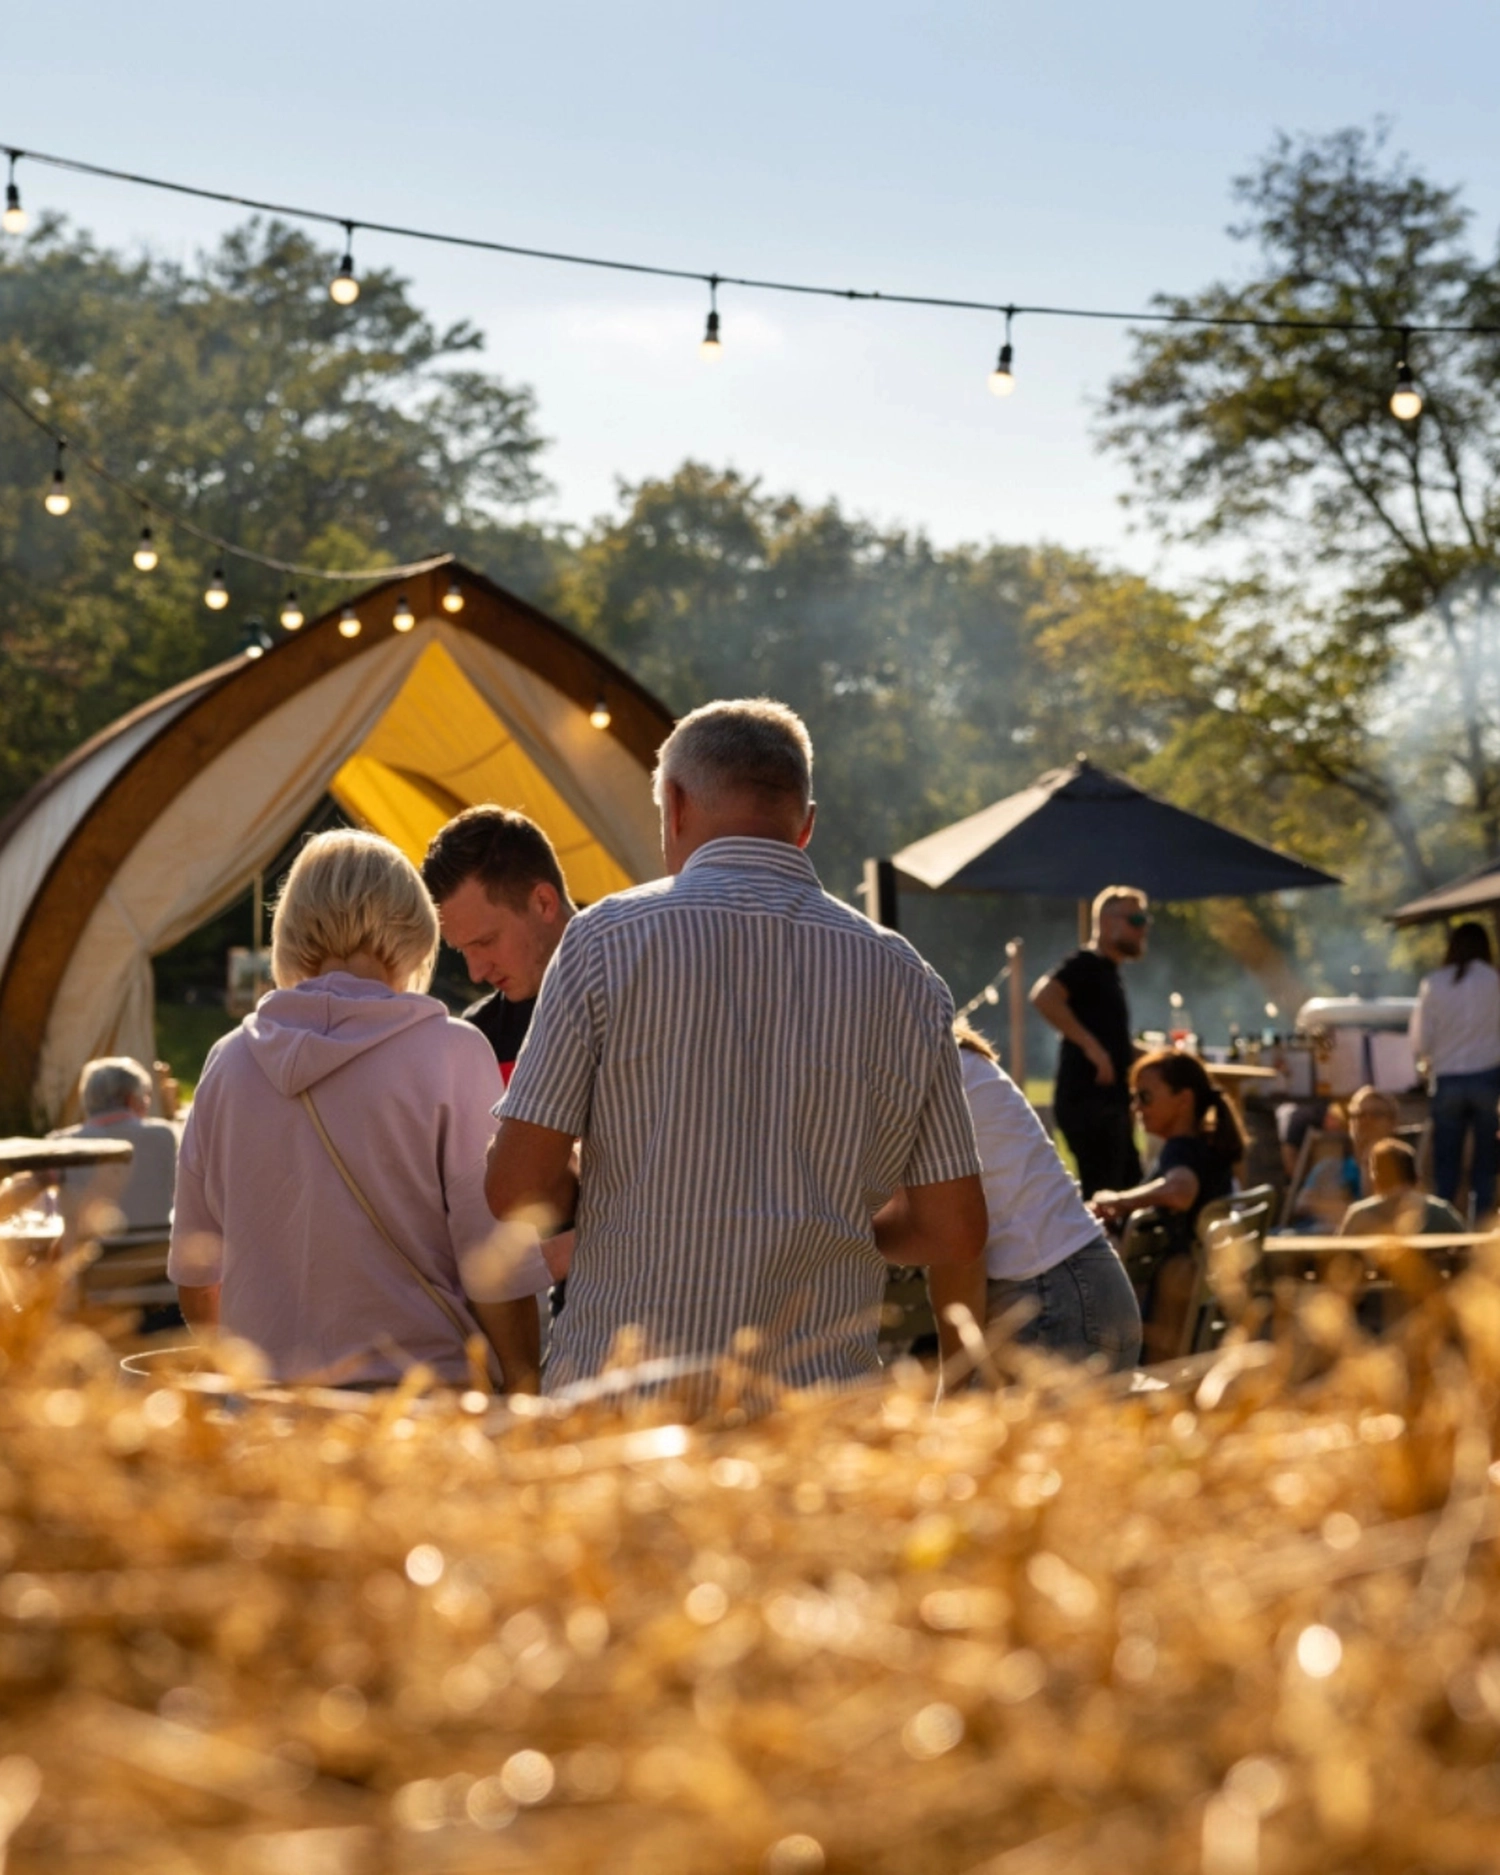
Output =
[{"x1": 1089, "y1": 1049, "x2": 1245, "y2": 1363}]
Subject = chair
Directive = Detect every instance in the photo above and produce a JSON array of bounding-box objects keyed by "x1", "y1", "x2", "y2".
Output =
[
  {"x1": 1279, "y1": 1128, "x2": 1352, "y2": 1228},
  {"x1": 1179, "y1": 1184, "x2": 1276, "y2": 1357}
]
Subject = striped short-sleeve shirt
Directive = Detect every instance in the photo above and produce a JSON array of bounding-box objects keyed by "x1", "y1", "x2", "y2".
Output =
[{"x1": 499, "y1": 836, "x2": 980, "y2": 1393}]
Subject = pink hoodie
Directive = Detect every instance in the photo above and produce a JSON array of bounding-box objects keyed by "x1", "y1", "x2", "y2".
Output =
[{"x1": 168, "y1": 973, "x2": 548, "y2": 1385}]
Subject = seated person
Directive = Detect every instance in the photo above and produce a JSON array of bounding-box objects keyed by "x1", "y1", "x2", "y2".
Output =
[
  {"x1": 1091, "y1": 1049, "x2": 1245, "y2": 1363},
  {"x1": 927, "y1": 1023, "x2": 1141, "y2": 1372},
  {"x1": 1339, "y1": 1138, "x2": 1466, "y2": 1238},
  {"x1": 50, "y1": 1057, "x2": 181, "y2": 1244},
  {"x1": 1285, "y1": 1100, "x2": 1359, "y2": 1232},
  {"x1": 168, "y1": 830, "x2": 549, "y2": 1392},
  {"x1": 1347, "y1": 1085, "x2": 1399, "y2": 1193}
]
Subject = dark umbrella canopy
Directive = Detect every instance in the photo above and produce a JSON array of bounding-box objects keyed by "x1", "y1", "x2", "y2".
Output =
[
  {"x1": 1388, "y1": 856, "x2": 1500, "y2": 926},
  {"x1": 892, "y1": 758, "x2": 1341, "y2": 900}
]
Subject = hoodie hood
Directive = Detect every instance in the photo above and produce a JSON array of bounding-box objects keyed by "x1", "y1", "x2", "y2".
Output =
[{"x1": 242, "y1": 973, "x2": 448, "y2": 1097}]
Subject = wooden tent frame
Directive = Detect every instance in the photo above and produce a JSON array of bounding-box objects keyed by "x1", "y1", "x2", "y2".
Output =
[{"x1": 0, "y1": 557, "x2": 673, "y2": 1132}]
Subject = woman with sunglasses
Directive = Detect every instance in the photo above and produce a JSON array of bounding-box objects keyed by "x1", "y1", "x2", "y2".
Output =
[{"x1": 1090, "y1": 1049, "x2": 1245, "y2": 1361}]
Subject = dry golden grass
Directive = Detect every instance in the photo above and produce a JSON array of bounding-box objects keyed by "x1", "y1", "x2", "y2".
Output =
[{"x1": 1, "y1": 1253, "x2": 1499, "y2": 1874}]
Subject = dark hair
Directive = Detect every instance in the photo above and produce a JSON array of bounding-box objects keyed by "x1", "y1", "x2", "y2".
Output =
[
  {"x1": 1369, "y1": 1137, "x2": 1417, "y2": 1187},
  {"x1": 420, "y1": 807, "x2": 568, "y2": 910},
  {"x1": 1444, "y1": 920, "x2": 1493, "y2": 983},
  {"x1": 1129, "y1": 1048, "x2": 1246, "y2": 1167}
]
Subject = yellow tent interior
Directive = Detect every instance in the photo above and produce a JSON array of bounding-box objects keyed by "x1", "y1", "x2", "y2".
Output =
[{"x1": 0, "y1": 559, "x2": 674, "y2": 1131}]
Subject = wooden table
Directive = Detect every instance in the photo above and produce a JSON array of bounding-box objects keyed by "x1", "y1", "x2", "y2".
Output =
[{"x1": 0, "y1": 1136, "x2": 134, "y2": 1175}]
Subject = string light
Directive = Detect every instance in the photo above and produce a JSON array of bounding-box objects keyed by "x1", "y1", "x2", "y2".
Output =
[
  {"x1": 204, "y1": 565, "x2": 229, "y2": 609},
  {"x1": 2, "y1": 152, "x2": 25, "y2": 235},
  {"x1": 279, "y1": 590, "x2": 304, "y2": 630},
  {"x1": 700, "y1": 276, "x2": 722, "y2": 360},
  {"x1": 338, "y1": 604, "x2": 361, "y2": 637},
  {"x1": 237, "y1": 619, "x2": 272, "y2": 660},
  {"x1": 441, "y1": 578, "x2": 465, "y2": 615},
  {"x1": 43, "y1": 441, "x2": 70, "y2": 514},
  {"x1": 132, "y1": 520, "x2": 158, "y2": 570},
  {"x1": 1390, "y1": 334, "x2": 1422, "y2": 421},
  {"x1": 392, "y1": 594, "x2": 415, "y2": 632},
  {"x1": 988, "y1": 307, "x2": 1016, "y2": 397},
  {"x1": 589, "y1": 692, "x2": 612, "y2": 729},
  {"x1": 329, "y1": 223, "x2": 360, "y2": 306}
]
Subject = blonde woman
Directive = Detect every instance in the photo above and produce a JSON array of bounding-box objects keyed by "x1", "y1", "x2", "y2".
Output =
[{"x1": 169, "y1": 831, "x2": 548, "y2": 1390}]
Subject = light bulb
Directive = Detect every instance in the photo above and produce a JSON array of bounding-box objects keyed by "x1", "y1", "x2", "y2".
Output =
[
  {"x1": 700, "y1": 308, "x2": 722, "y2": 360},
  {"x1": 392, "y1": 595, "x2": 416, "y2": 632},
  {"x1": 330, "y1": 225, "x2": 360, "y2": 305},
  {"x1": 244, "y1": 639, "x2": 265, "y2": 661},
  {"x1": 2, "y1": 185, "x2": 25, "y2": 237},
  {"x1": 132, "y1": 524, "x2": 158, "y2": 571},
  {"x1": 204, "y1": 567, "x2": 229, "y2": 610},
  {"x1": 1390, "y1": 359, "x2": 1422, "y2": 421},
  {"x1": 279, "y1": 591, "x2": 304, "y2": 630},
  {"x1": 589, "y1": 694, "x2": 612, "y2": 730},
  {"x1": 43, "y1": 468, "x2": 71, "y2": 516},
  {"x1": 988, "y1": 342, "x2": 1016, "y2": 397},
  {"x1": 441, "y1": 578, "x2": 465, "y2": 614},
  {"x1": 338, "y1": 605, "x2": 362, "y2": 638}
]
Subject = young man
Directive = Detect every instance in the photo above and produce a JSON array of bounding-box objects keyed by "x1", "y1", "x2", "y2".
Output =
[
  {"x1": 484, "y1": 698, "x2": 986, "y2": 1396},
  {"x1": 420, "y1": 808, "x2": 576, "y2": 1085},
  {"x1": 1031, "y1": 887, "x2": 1150, "y2": 1198}
]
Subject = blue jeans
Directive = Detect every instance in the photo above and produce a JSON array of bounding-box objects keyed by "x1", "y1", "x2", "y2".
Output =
[
  {"x1": 1431, "y1": 1067, "x2": 1500, "y2": 1221},
  {"x1": 986, "y1": 1236, "x2": 1143, "y2": 1372}
]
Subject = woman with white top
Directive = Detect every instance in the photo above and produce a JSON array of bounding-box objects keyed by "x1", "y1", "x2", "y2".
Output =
[
  {"x1": 1410, "y1": 921, "x2": 1500, "y2": 1220},
  {"x1": 929, "y1": 1022, "x2": 1141, "y2": 1371}
]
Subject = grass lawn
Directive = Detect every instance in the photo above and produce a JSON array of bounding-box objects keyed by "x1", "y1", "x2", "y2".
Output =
[{"x1": 155, "y1": 1003, "x2": 239, "y2": 1102}]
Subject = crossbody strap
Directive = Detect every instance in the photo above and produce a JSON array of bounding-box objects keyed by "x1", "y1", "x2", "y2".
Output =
[{"x1": 298, "y1": 1089, "x2": 493, "y2": 1391}]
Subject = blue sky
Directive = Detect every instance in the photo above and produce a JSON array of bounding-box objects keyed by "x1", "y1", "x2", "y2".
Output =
[{"x1": 4, "y1": 1, "x2": 1499, "y2": 575}]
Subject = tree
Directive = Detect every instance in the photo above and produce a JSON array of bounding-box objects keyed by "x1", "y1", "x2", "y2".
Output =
[
  {"x1": 0, "y1": 216, "x2": 549, "y2": 814},
  {"x1": 1102, "y1": 125, "x2": 1500, "y2": 889}
]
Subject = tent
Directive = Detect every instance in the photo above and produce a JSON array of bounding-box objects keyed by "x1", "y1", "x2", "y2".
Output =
[
  {"x1": 0, "y1": 559, "x2": 675, "y2": 1132},
  {"x1": 1388, "y1": 856, "x2": 1500, "y2": 927},
  {"x1": 892, "y1": 758, "x2": 1341, "y2": 901}
]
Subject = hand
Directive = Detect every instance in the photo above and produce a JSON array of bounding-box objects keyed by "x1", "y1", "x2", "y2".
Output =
[
  {"x1": 1090, "y1": 1190, "x2": 1126, "y2": 1223},
  {"x1": 1084, "y1": 1037, "x2": 1116, "y2": 1088},
  {"x1": 153, "y1": 1060, "x2": 180, "y2": 1120},
  {"x1": 542, "y1": 1228, "x2": 575, "y2": 1283}
]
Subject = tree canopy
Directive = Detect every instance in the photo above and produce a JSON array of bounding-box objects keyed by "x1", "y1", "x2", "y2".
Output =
[{"x1": 1103, "y1": 125, "x2": 1500, "y2": 888}]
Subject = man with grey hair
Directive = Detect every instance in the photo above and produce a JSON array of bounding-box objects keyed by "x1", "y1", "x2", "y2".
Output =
[
  {"x1": 485, "y1": 697, "x2": 986, "y2": 1396},
  {"x1": 50, "y1": 1056, "x2": 181, "y2": 1242}
]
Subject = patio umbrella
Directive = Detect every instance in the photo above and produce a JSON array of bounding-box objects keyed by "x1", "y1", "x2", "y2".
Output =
[
  {"x1": 891, "y1": 757, "x2": 1341, "y2": 901},
  {"x1": 1388, "y1": 856, "x2": 1500, "y2": 927}
]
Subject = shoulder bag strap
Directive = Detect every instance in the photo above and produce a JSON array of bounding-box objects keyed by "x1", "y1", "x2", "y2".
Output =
[{"x1": 298, "y1": 1089, "x2": 493, "y2": 1390}]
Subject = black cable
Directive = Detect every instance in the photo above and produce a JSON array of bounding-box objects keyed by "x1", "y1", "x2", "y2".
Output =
[
  {"x1": 0, "y1": 375, "x2": 449, "y2": 582},
  {"x1": 6, "y1": 138, "x2": 1499, "y2": 338}
]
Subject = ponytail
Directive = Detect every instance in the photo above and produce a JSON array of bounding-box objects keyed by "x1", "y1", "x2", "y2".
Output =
[{"x1": 1132, "y1": 1046, "x2": 1245, "y2": 1166}]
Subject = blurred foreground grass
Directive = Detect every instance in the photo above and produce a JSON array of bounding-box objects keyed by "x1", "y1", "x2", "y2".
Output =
[{"x1": 1, "y1": 1245, "x2": 1500, "y2": 1871}]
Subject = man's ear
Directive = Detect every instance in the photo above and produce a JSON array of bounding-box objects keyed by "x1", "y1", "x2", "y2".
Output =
[
  {"x1": 664, "y1": 778, "x2": 689, "y2": 842},
  {"x1": 531, "y1": 880, "x2": 561, "y2": 922},
  {"x1": 794, "y1": 801, "x2": 816, "y2": 850}
]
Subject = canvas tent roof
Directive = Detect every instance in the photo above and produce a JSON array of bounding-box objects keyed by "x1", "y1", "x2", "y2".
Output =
[
  {"x1": 0, "y1": 559, "x2": 674, "y2": 1131},
  {"x1": 1388, "y1": 856, "x2": 1500, "y2": 927}
]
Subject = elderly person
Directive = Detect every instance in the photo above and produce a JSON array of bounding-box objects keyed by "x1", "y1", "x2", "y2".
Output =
[
  {"x1": 1410, "y1": 922, "x2": 1500, "y2": 1221},
  {"x1": 168, "y1": 830, "x2": 548, "y2": 1391},
  {"x1": 486, "y1": 697, "x2": 986, "y2": 1397},
  {"x1": 1339, "y1": 1138, "x2": 1465, "y2": 1239},
  {"x1": 928, "y1": 1024, "x2": 1141, "y2": 1371},
  {"x1": 50, "y1": 1056, "x2": 180, "y2": 1243}
]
